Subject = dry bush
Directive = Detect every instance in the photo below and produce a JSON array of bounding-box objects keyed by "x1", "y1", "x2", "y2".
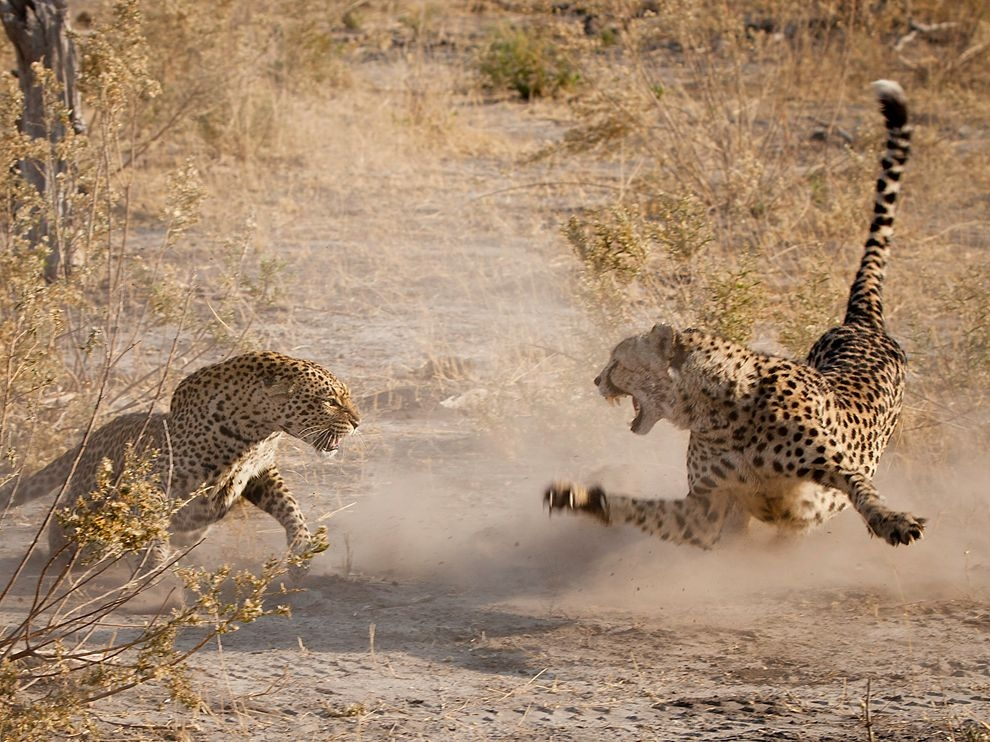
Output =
[
  {"x1": 0, "y1": 0, "x2": 284, "y2": 465},
  {"x1": 0, "y1": 2, "x2": 336, "y2": 736}
]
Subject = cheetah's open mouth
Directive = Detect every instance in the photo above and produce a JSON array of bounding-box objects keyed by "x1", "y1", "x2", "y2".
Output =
[
  {"x1": 630, "y1": 396, "x2": 643, "y2": 431},
  {"x1": 606, "y1": 392, "x2": 643, "y2": 431}
]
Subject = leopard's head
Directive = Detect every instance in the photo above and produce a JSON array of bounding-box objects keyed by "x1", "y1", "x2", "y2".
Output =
[
  {"x1": 172, "y1": 352, "x2": 361, "y2": 453},
  {"x1": 595, "y1": 323, "x2": 687, "y2": 435},
  {"x1": 256, "y1": 354, "x2": 361, "y2": 454}
]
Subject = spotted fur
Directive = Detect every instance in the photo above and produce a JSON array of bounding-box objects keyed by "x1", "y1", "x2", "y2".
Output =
[
  {"x1": 2, "y1": 351, "x2": 360, "y2": 567},
  {"x1": 546, "y1": 81, "x2": 924, "y2": 548}
]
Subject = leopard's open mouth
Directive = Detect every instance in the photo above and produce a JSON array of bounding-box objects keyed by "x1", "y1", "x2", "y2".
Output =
[{"x1": 311, "y1": 430, "x2": 341, "y2": 454}]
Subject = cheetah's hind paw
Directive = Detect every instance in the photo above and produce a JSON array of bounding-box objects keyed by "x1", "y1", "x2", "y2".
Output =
[{"x1": 871, "y1": 510, "x2": 926, "y2": 546}]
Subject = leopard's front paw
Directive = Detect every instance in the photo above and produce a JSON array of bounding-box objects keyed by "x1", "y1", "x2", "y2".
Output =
[
  {"x1": 286, "y1": 528, "x2": 328, "y2": 583},
  {"x1": 544, "y1": 481, "x2": 610, "y2": 524},
  {"x1": 286, "y1": 559, "x2": 311, "y2": 586},
  {"x1": 869, "y1": 510, "x2": 926, "y2": 546}
]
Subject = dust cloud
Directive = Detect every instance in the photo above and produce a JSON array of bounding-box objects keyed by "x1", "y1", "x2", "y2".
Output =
[
  {"x1": 208, "y1": 77, "x2": 989, "y2": 620},
  {"x1": 318, "y1": 394, "x2": 990, "y2": 617}
]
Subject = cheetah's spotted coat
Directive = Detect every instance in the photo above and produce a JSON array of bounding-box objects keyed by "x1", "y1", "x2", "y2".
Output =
[{"x1": 546, "y1": 81, "x2": 925, "y2": 548}]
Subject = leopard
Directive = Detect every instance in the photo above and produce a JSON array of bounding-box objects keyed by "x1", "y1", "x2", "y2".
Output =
[
  {"x1": 1, "y1": 351, "x2": 360, "y2": 570},
  {"x1": 545, "y1": 80, "x2": 925, "y2": 549}
]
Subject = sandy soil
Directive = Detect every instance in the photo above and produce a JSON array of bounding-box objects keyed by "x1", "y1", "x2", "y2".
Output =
[{"x1": 4, "y1": 24, "x2": 990, "y2": 741}]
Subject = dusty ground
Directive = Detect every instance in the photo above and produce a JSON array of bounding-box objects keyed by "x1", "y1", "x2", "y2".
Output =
[{"x1": 4, "y1": 10, "x2": 990, "y2": 740}]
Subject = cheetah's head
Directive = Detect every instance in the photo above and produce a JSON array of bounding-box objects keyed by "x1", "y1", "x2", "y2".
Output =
[{"x1": 595, "y1": 323, "x2": 687, "y2": 435}]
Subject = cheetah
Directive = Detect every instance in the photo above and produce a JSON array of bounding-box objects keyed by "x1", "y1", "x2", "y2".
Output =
[
  {"x1": 2, "y1": 351, "x2": 360, "y2": 568},
  {"x1": 545, "y1": 81, "x2": 925, "y2": 548}
]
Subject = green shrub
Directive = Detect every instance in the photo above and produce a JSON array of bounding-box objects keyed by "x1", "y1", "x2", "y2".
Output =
[{"x1": 479, "y1": 26, "x2": 580, "y2": 100}]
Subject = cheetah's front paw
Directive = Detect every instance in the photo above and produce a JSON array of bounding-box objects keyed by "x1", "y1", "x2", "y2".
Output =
[
  {"x1": 544, "y1": 482, "x2": 610, "y2": 524},
  {"x1": 869, "y1": 510, "x2": 926, "y2": 546}
]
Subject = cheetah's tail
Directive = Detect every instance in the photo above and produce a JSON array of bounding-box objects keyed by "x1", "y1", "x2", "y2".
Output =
[{"x1": 842, "y1": 80, "x2": 911, "y2": 332}]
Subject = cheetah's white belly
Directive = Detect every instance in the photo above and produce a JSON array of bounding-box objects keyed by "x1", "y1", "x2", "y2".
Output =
[{"x1": 737, "y1": 478, "x2": 848, "y2": 529}]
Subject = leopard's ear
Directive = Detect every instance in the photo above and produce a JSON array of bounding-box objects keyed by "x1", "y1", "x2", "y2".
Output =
[
  {"x1": 264, "y1": 376, "x2": 296, "y2": 399},
  {"x1": 649, "y1": 323, "x2": 687, "y2": 369}
]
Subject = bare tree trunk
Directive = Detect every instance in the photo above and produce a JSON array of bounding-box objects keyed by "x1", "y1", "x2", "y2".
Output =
[{"x1": 1, "y1": 0, "x2": 85, "y2": 282}]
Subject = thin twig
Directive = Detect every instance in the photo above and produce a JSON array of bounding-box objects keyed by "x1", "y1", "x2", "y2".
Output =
[
  {"x1": 863, "y1": 678, "x2": 876, "y2": 742},
  {"x1": 499, "y1": 668, "x2": 548, "y2": 701}
]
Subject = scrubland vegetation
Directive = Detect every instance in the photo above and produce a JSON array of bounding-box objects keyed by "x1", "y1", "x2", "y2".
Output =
[{"x1": 0, "y1": 0, "x2": 987, "y2": 738}]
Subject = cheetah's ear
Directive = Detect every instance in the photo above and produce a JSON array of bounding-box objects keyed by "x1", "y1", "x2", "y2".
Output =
[{"x1": 649, "y1": 323, "x2": 687, "y2": 369}]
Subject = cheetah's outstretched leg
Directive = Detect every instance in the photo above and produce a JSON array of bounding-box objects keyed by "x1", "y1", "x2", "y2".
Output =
[
  {"x1": 544, "y1": 482, "x2": 743, "y2": 549},
  {"x1": 818, "y1": 468, "x2": 925, "y2": 546}
]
